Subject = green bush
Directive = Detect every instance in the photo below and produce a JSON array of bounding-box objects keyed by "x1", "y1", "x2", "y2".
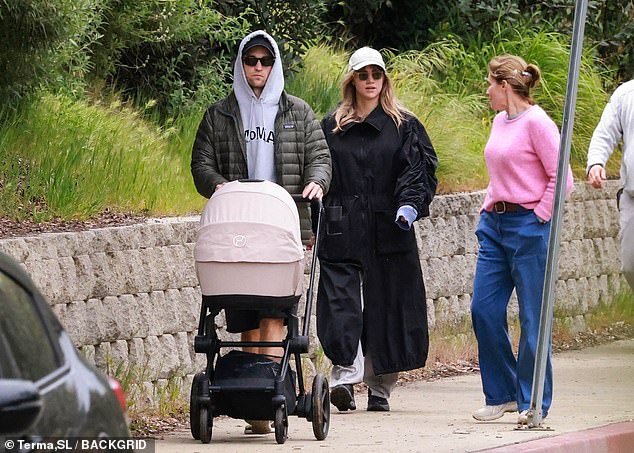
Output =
[
  {"x1": 0, "y1": 0, "x2": 253, "y2": 118},
  {"x1": 517, "y1": 0, "x2": 634, "y2": 84},
  {"x1": 321, "y1": 0, "x2": 634, "y2": 82},
  {"x1": 90, "y1": 0, "x2": 250, "y2": 118},
  {"x1": 321, "y1": 0, "x2": 446, "y2": 50},
  {"x1": 392, "y1": 26, "x2": 608, "y2": 182},
  {"x1": 215, "y1": 0, "x2": 327, "y2": 72},
  {"x1": 0, "y1": 0, "x2": 101, "y2": 108}
]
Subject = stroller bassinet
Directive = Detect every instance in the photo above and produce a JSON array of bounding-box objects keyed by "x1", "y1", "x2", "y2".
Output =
[{"x1": 190, "y1": 180, "x2": 329, "y2": 444}]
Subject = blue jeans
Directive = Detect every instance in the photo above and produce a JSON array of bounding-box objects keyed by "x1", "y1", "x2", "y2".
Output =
[{"x1": 471, "y1": 210, "x2": 552, "y2": 416}]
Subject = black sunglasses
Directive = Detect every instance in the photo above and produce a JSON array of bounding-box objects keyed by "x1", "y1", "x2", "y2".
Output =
[
  {"x1": 355, "y1": 70, "x2": 384, "y2": 81},
  {"x1": 242, "y1": 56, "x2": 276, "y2": 67}
]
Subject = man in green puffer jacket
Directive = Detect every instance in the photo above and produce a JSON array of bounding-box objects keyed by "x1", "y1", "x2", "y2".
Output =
[
  {"x1": 190, "y1": 30, "x2": 331, "y2": 435},
  {"x1": 191, "y1": 30, "x2": 331, "y2": 240}
]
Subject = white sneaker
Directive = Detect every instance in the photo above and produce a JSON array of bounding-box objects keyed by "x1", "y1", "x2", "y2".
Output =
[{"x1": 472, "y1": 401, "x2": 518, "y2": 421}]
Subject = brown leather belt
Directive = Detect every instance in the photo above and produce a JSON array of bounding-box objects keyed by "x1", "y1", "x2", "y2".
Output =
[{"x1": 493, "y1": 201, "x2": 529, "y2": 214}]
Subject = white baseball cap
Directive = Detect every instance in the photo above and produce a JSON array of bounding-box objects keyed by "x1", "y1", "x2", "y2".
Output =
[{"x1": 348, "y1": 47, "x2": 386, "y2": 71}]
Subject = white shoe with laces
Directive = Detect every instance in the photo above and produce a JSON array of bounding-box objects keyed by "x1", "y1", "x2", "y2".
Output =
[{"x1": 472, "y1": 401, "x2": 518, "y2": 421}]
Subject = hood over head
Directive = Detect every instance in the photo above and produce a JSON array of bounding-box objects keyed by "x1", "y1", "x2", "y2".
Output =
[
  {"x1": 233, "y1": 31, "x2": 284, "y2": 182},
  {"x1": 234, "y1": 30, "x2": 284, "y2": 104}
]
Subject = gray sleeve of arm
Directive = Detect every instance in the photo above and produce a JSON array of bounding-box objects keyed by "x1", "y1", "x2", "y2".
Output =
[{"x1": 302, "y1": 107, "x2": 332, "y2": 193}]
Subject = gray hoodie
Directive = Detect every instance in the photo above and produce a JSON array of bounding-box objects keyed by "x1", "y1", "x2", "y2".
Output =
[{"x1": 233, "y1": 31, "x2": 284, "y2": 183}]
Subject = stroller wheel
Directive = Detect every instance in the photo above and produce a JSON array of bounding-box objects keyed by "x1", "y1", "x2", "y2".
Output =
[
  {"x1": 199, "y1": 405, "x2": 213, "y2": 444},
  {"x1": 274, "y1": 405, "x2": 288, "y2": 444},
  {"x1": 189, "y1": 372, "x2": 204, "y2": 440},
  {"x1": 311, "y1": 374, "x2": 330, "y2": 440}
]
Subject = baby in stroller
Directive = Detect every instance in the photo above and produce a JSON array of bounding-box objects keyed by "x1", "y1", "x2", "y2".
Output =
[{"x1": 190, "y1": 180, "x2": 329, "y2": 444}]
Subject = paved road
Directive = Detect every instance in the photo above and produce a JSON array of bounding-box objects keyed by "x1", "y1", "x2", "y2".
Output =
[{"x1": 155, "y1": 339, "x2": 634, "y2": 452}]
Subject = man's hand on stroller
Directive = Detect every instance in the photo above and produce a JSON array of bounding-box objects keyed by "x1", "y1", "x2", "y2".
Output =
[{"x1": 302, "y1": 182, "x2": 323, "y2": 200}]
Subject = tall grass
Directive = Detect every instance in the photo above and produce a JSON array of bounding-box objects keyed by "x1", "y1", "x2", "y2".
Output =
[
  {"x1": 288, "y1": 26, "x2": 611, "y2": 193},
  {"x1": 0, "y1": 24, "x2": 615, "y2": 221},
  {"x1": 388, "y1": 45, "x2": 491, "y2": 192},
  {"x1": 462, "y1": 25, "x2": 609, "y2": 175},
  {"x1": 286, "y1": 44, "x2": 347, "y2": 118},
  {"x1": 0, "y1": 94, "x2": 205, "y2": 220},
  {"x1": 392, "y1": 26, "x2": 611, "y2": 187}
]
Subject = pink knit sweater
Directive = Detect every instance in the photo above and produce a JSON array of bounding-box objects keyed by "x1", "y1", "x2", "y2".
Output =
[{"x1": 481, "y1": 105, "x2": 574, "y2": 221}]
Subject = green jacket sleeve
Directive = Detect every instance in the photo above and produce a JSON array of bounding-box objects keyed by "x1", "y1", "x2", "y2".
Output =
[
  {"x1": 191, "y1": 108, "x2": 229, "y2": 199},
  {"x1": 301, "y1": 103, "x2": 332, "y2": 194}
]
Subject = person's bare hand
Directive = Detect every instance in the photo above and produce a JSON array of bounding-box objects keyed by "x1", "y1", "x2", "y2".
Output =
[
  {"x1": 214, "y1": 182, "x2": 226, "y2": 192},
  {"x1": 588, "y1": 165, "x2": 606, "y2": 189},
  {"x1": 302, "y1": 182, "x2": 323, "y2": 200},
  {"x1": 306, "y1": 234, "x2": 316, "y2": 251}
]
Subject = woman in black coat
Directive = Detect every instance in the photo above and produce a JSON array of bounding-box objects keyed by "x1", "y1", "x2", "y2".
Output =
[{"x1": 317, "y1": 47, "x2": 438, "y2": 412}]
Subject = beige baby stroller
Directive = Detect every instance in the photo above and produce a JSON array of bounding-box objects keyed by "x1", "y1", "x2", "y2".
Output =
[{"x1": 190, "y1": 179, "x2": 329, "y2": 444}]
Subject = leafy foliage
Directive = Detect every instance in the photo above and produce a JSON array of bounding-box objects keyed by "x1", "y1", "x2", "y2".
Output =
[
  {"x1": 0, "y1": 0, "x2": 101, "y2": 107},
  {"x1": 322, "y1": 0, "x2": 445, "y2": 50},
  {"x1": 214, "y1": 0, "x2": 326, "y2": 72},
  {"x1": 321, "y1": 0, "x2": 634, "y2": 82},
  {"x1": 472, "y1": 0, "x2": 634, "y2": 85},
  {"x1": 423, "y1": 25, "x2": 607, "y2": 177},
  {"x1": 90, "y1": 0, "x2": 250, "y2": 118},
  {"x1": 540, "y1": 0, "x2": 634, "y2": 85}
]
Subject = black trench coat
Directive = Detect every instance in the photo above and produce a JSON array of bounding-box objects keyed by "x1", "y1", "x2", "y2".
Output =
[{"x1": 316, "y1": 105, "x2": 438, "y2": 375}]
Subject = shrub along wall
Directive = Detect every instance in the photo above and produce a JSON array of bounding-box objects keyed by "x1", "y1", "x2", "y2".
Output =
[{"x1": 0, "y1": 181, "x2": 624, "y2": 408}]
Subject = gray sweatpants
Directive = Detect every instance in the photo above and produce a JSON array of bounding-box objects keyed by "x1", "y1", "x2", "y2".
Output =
[
  {"x1": 329, "y1": 344, "x2": 398, "y2": 400},
  {"x1": 619, "y1": 191, "x2": 634, "y2": 291}
]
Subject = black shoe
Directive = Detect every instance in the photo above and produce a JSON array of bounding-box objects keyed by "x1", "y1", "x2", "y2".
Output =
[
  {"x1": 367, "y1": 390, "x2": 390, "y2": 412},
  {"x1": 330, "y1": 384, "x2": 356, "y2": 411}
]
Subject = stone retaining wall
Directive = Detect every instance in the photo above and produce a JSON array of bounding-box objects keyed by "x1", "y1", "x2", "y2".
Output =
[{"x1": 0, "y1": 181, "x2": 625, "y2": 407}]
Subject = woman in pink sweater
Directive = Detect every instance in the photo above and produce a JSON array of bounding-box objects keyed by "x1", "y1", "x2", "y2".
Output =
[{"x1": 470, "y1": 54, "x2": 573, "y2": 424}]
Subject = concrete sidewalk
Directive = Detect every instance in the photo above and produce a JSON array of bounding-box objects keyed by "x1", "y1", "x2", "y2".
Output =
[{"x1": 156, "y1": 339, "x2": 634, "y2": 452}]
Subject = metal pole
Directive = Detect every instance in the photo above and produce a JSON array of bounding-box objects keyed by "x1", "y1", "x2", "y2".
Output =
[{"x1": 525, "y1": 0, "x2": 589, "y2": 428}]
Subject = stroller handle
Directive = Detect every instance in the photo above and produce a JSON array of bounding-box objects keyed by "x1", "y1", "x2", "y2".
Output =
[
  {"x1": 291, "y1": 194, "x2": 323, "y2": 209},
  {"x1": 291, "y1": 195, "x2": 322, "y2": 235},
  {"x1": 291, "y1": 195, "x2": 323, "y2": 338}
]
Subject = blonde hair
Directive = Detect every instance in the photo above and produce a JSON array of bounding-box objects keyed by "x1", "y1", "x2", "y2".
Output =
[
  {"x1": 488, "y1": 54, "x2": 541, "y2": 105},
  {"x1": 332, "y1": 68, "x2": 407, "y2": 132}
]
